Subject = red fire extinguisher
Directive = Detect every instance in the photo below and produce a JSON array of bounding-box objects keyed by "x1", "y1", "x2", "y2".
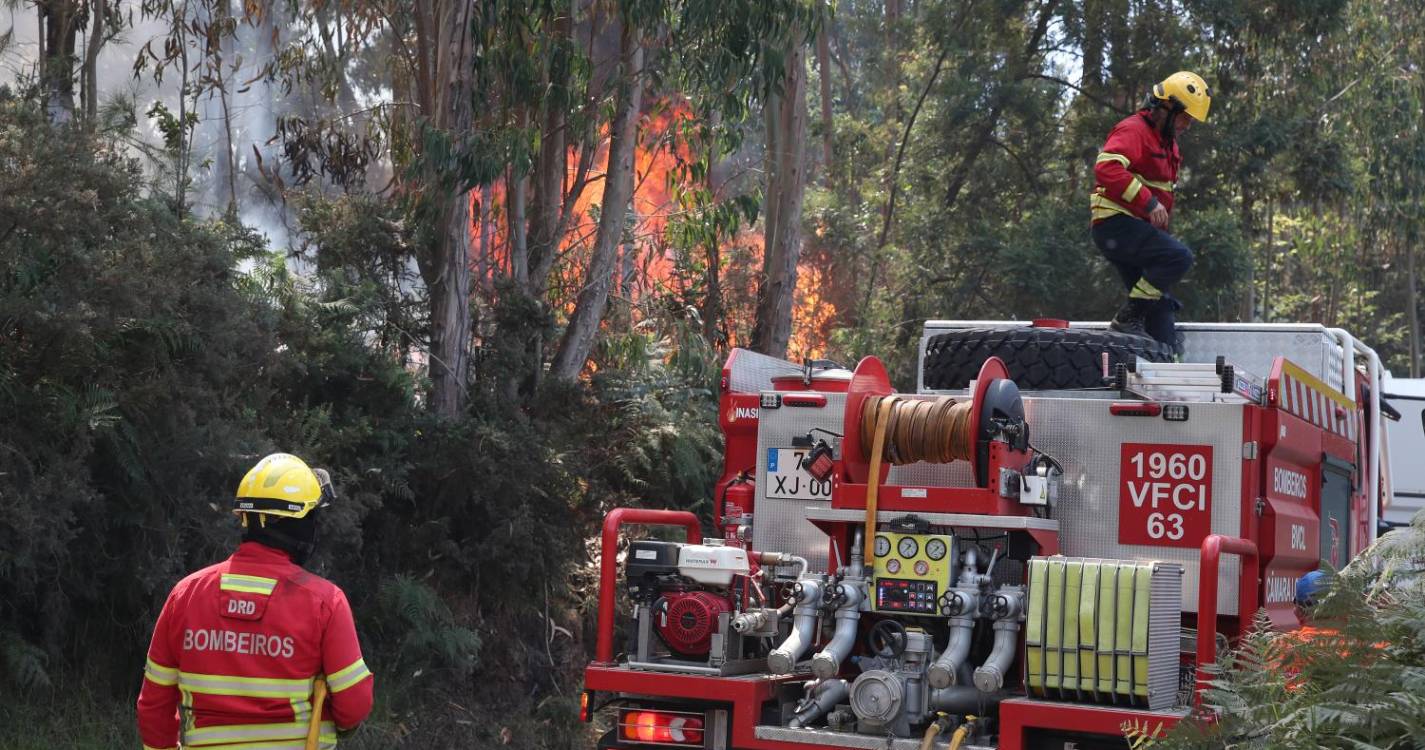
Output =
[{"x1": 720, "y1": 472, "x2": 754, "y2": 544}]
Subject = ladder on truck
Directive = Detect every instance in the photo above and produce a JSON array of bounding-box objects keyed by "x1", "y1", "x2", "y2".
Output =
[{"x1": 1112, "y1": 356, "x2": 1266, "y2": 404}]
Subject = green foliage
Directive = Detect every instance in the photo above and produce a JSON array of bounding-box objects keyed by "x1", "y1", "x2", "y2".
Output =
[
  {"x1": 1149, "y1": 539, "x2": 1425, "y2": 749},
  {"x1": 372, "y1": 575, "x2": 482, "y2": 683}
]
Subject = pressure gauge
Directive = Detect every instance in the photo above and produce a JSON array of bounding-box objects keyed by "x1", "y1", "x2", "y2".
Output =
[
  {"x1": 897, "y1": 536, "x2": 919, "y2": 559},
  {"x1": 925, "y1": 538, "x2": 948, "y2": 561},
  {"x1": 874, "y1": 535, "x2": 891, "y2": 557},
  {"x1": 886, "y1": 558, "x2": 901, "y2": 574}
]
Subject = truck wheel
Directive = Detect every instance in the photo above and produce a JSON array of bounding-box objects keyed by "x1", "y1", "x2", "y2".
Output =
[{"x1": 922, "y1": 327, "x2": 1174, "y2": 391}]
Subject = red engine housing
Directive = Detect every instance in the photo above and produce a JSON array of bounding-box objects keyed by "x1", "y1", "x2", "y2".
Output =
[{"x1": 657, "y1": 591, "x2": 731, "y2": 657}]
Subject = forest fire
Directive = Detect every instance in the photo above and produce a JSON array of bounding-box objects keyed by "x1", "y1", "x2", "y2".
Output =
[{"x1": 467, "y1": 100, "x2": 833, "y2": 359}]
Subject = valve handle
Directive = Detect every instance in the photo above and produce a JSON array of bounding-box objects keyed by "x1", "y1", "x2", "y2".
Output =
[{"x1": 866, "y1": 618, "x2": 908, "y2": 658}]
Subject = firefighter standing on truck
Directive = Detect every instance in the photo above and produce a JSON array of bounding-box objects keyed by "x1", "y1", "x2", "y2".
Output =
[
  {"x1": 1091, "y1": 71, "x2": 1212, "y2": 349},
  {"x1": 137, "y1": 453, "x2": 374, "y2": 750}
]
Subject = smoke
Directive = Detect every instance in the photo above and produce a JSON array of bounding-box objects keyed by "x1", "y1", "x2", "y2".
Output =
[{"x1": 2, "y1": 1, "x2": 290, "y2": 249}]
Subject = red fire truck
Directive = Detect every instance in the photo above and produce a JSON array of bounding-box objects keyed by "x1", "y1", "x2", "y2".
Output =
[{"x1": 581, "y1": 321, "x2": 1389, "y2": 750}]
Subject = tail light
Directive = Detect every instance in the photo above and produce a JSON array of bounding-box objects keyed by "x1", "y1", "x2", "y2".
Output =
[
  {"x1": 580, "y1": 690, "x2": 592, "y2": 723},
  {"x1": 618, "y1": 708, "x2": 705, "y2": 747}
]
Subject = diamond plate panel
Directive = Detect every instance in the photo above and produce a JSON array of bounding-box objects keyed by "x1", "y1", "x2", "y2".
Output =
[
  {"x1": 752, "y1": 394, "x2": 846, "y2": 571},
  {"x1": 1179, "y1": 327, "x2": 1344, "y2": 394},
  {"x1": 728, "y1": 348, "x2": 805, "y2": 394},
  {"x1": 1025, "y1": 396, "x2": 1243, "y2": 615}
]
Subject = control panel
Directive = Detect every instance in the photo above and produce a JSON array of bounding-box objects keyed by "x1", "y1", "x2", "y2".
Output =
[{"x1": 871, "y1": 532, "x2": 955, "y2": 616}]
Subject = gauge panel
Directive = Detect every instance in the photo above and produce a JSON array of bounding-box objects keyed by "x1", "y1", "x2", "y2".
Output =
[{"x1": 870, "y1": 531, "x2": 956, "y2": 617}]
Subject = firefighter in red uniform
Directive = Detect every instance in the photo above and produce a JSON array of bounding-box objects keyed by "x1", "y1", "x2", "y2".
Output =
[
  {"x1": 137, "y1": 453, "x2": 374, "y2": 750},
  {"x1": 1091, "y1": 71, "x2": 1212, "y2": 349}
]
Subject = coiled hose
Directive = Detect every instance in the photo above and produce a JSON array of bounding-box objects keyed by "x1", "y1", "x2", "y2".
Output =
[
  {"x1": 859, "y1": 395, "x2": 976, "y2": 465},
  {"x1": 860, "y1": 395, "x2": 977, "y2": 564}
]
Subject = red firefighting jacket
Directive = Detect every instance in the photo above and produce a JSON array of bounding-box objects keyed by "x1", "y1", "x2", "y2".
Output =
[
  {"x1": 137, "y1": 542, "x2": 374, "y2": 750},
  {"x1": 1091, "y1": 110, "x2": 1181, "y2": 224}
]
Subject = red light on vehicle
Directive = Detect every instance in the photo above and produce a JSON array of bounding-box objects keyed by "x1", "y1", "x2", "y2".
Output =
[
  {"x1": 619, "y1": 709, "x2": 705, "y2": 745},
  {"x1": 579, "y1": 691, "x2": 591, "y2": 723},
  {"x1": 1110, "y1": 402, "x2": 1162, "y2": 417},
  {"x1": 668, "y1": 715, "x2": 704, "y2": 744},
  {"x1": 783, "y1": 393, "x2": 827, "y2": 407}
]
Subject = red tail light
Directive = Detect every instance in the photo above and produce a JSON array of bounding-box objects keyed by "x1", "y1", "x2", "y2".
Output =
[{"x1": 618, "y1": 708, "x2": 705, "y2": 746}]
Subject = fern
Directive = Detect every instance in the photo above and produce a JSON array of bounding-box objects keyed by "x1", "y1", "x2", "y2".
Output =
[
  {"x1": 375, "y1": 575, "x2": 482, "y2": 681},
  {"x1": 2, "y1": 633, "x2": 51, "y2": 691},
  {"x1": 1151, "y1": 520, "x2": 1425, "y2": 749}
]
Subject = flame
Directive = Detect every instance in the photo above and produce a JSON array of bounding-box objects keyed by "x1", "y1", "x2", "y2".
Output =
[{"x1": 465, "y1": 98, "x2": 833, "y2": 358}]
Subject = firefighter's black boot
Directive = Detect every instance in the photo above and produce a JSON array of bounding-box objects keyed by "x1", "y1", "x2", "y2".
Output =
[{"x1": 1109, "y1": 298, "x2": 1155, "y2": 338}]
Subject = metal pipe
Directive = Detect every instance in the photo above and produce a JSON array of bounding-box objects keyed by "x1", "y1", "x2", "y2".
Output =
[
  {"x1": 1196, "y1": 535, "x2": 1259, "y2": 704},
  {"x1": 755, "y1": 551, "x2": 810, "y2": 579},
  {"x1": 594, "y1": 509, "x2": 702, "y2": 665},
  {"x1": 848, "y1": 528, "x2": 865, "y2": 579},
  {"x1": 730, "y1": 602, "x2": 792, "y2": 634},
  {"x1": 768, "y1": 579, "x2": 825, "y2": 674},
  {"x1": 788, "y1": 678, "x2": 849, "y2": 729},
  {"x1": 927, "y1": 615, "x2": 975, "y2": 688},
  {"x1": 930, "y1": 686, "x2": 1007, "y2": 714},
  {"x1": 971, "y1": 619, "x2": 1021, "y2": 693},
  {"x1": 1329, "y1": 327, "x2": 1385, "y2": 545},
  {"x1": 811, "y1": 584, "x2": 865, "y2": 678}
]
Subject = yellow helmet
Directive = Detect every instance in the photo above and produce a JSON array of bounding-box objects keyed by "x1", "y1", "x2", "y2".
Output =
[
  {"x1": 1152, "y1": 71, "x2": 1212, "y2": 123},
  {"x1": 234, "y1": 453, "x2": 331, "y2": 520}
]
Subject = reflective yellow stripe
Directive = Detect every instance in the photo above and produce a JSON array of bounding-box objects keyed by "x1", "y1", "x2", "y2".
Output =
[
  {"x1": 1090, "y1": 192, "x2": 1136, "y2": 220},
  {"x1": 1137, "y1": 174, "x2": 1173, "y2": 191},
  {"x1": 143, "y1": 745, "x2": 177, "y2": 750},
  {"x1": 178, "y1": 671, "x2": 314, "y2": 699},
  {"x1": 327, "y1": 658, "x2": 372, "y2": 693},
  {"x1": 1096, "y1": 151, "x2": 1130, "y2": 167},
  {"x1": 145, "y1": 658, "x2": 179, "y2": 686},
  {"x1": 1122, "y1": 177, "x2": 1143, "y2": 202},
  {"x1": 185, "y1": 720, "x2": 334, "y2": 746},
  {"x1": 221, "y1": 574, "x2": 278, "y2": 595},
  {"x1": 1130, "y1": 278, "x2": 1163, "y2": 300},
  {"x1": 180, "y1": 739, "x2": 335, "y2": 750}
]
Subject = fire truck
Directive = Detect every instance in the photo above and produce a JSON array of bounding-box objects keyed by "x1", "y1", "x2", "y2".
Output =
[{"x1": 581, "y1": 320, "x2": 1389, "y2": 750}]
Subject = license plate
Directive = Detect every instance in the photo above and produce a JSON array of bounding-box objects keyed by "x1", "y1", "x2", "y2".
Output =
[{"x1": 765, "y1": 448, "x2": 832, "y2": 501}]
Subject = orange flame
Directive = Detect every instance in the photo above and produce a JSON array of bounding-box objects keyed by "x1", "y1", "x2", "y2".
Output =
[{"x1": 466, "y1": 99, "x2": 834, "y2": 359}]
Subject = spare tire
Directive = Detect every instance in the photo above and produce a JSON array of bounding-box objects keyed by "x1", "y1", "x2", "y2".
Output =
[{"x1": 922, "y1": 327, "x2": 1174, "y2": 391}]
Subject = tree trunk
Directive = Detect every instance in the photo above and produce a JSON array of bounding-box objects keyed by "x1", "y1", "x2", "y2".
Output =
[
  {"x1": 524, "y1": 7, "x2": 572, "y2": 296},
  {"x1": 479, "y1": 183, "x2": 494, "y2": 293},
  {"x1": 508, "y1": 164, "x2": 529, "y2": 285},
  {"x1": 418, "y1": 0, "x2": 477, "y2": 417},
  {"x1": 1240, "y1": 178, "x2": 1256, "y2": 321},
  {"x1": 39, "y1": 0, "x2": 80, "y2": 123},
  {"x1": 82, "y1": 0, "x2": 103, "y2": 123},
  {"x1": 550, "y1": 24, "x2": 644, "y2": 382},
  {"x1": 1408, "y1": 238, "x2": 1421, "y2": 377},
  {"x1": 816, "y1": 24, "x2": 834, "y2": 182},
  {"x1": 750, "y1": 35, "x2": 809, "y2": 359}
]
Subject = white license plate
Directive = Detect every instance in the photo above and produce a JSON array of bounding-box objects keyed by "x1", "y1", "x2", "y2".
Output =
[{"x1": 765, "y1": 447, "x2": 832, "y2": 501}]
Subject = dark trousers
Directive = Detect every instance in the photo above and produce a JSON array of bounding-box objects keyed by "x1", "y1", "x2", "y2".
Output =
[{"x1": 1091, "y1": 214, "x2": 1194, "y2": 346}]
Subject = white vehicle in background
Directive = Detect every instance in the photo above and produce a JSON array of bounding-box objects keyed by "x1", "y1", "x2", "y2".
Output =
[{"x1": 1383, "y1": 375, "x2": 1425, "y2": 529}]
